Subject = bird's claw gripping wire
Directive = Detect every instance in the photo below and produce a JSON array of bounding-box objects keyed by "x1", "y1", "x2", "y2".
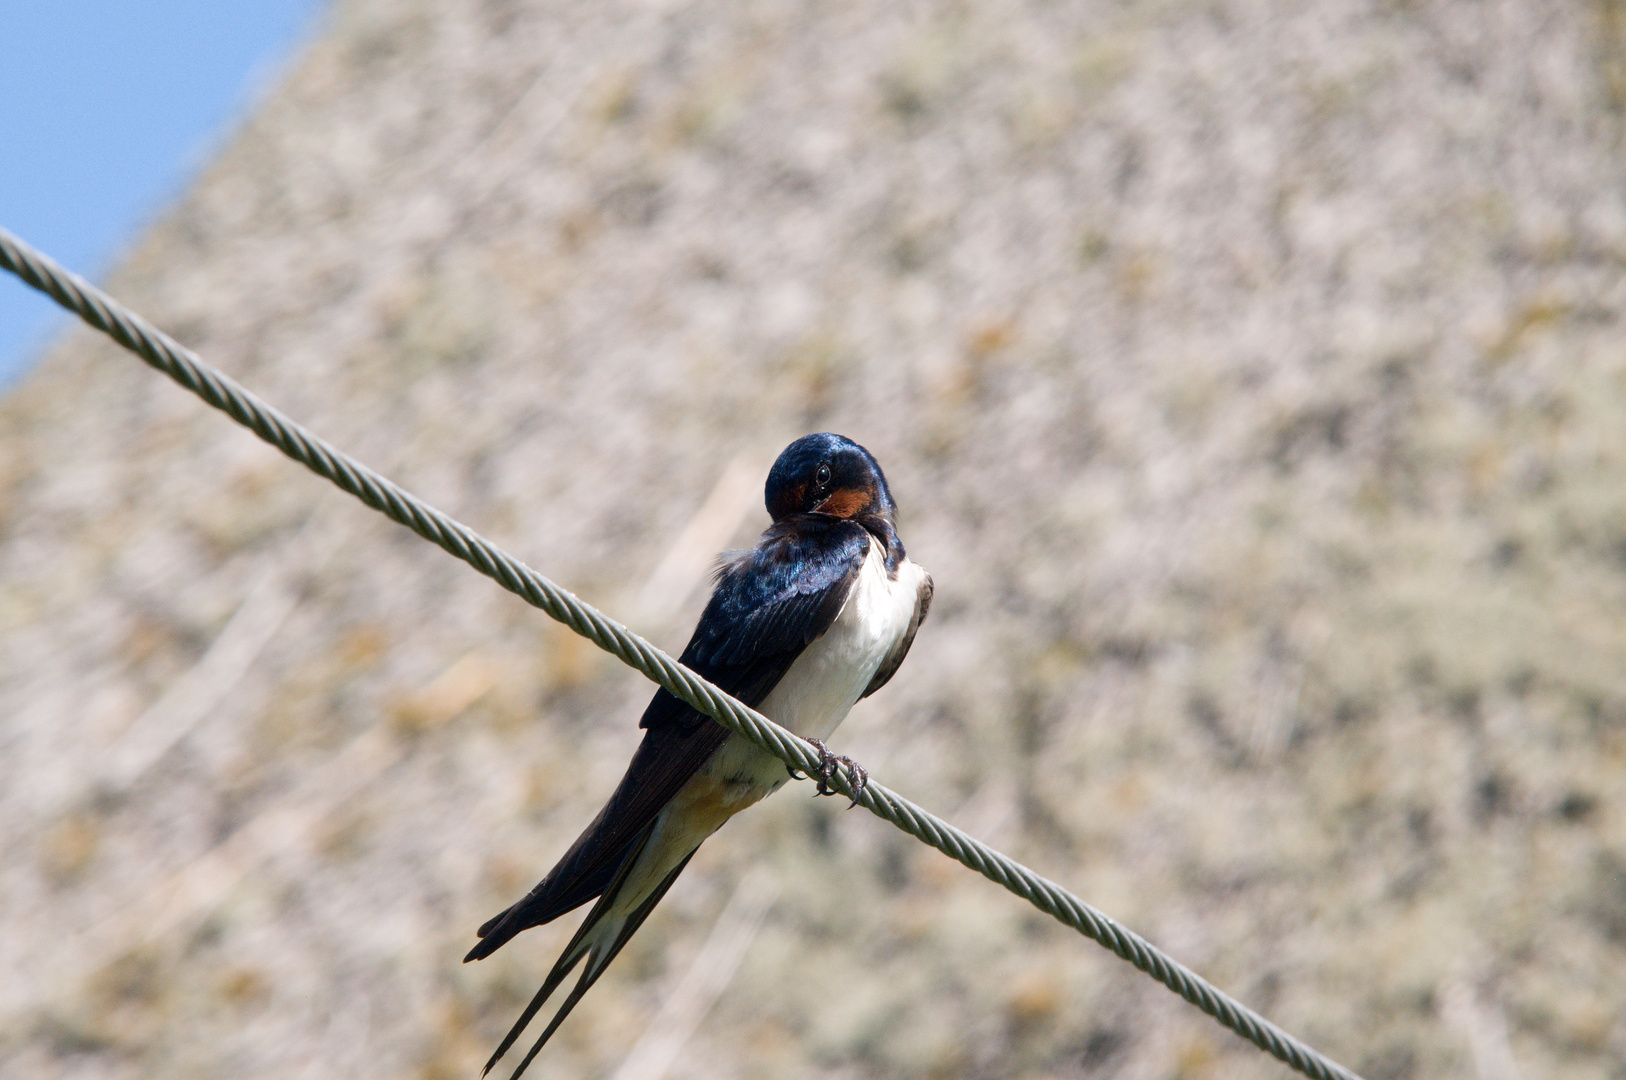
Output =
[{"x1": 787, "y1": 738, "x2": 867, "y2": 807}]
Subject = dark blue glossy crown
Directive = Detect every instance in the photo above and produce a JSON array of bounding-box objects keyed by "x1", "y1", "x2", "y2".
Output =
[{"x1": 764, "y1": 433, "x2": 895, "y2": 523}]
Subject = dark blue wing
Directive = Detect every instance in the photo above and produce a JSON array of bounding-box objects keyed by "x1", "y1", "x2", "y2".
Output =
[
  {"x1": 467, "y1": 517, "x2": 870, "y2": 960},
  {"x1": 643, "y1": 516, "x2": 872, "y2": 729}
]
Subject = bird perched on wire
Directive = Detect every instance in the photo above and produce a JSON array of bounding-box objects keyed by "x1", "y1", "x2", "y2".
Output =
[{"x1": 466, "y1": 432, "x2": 933, "y2": 1077}]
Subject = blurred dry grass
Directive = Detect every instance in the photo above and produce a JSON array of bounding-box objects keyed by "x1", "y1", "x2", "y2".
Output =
[{"x1": 2, "y1": 0, "x2": 1625, "y2": 1078}]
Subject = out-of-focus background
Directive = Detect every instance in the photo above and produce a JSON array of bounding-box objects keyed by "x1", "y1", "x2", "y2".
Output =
[{"x1": 2, "y1": 1, "x2": 1624, "y2": 1078}]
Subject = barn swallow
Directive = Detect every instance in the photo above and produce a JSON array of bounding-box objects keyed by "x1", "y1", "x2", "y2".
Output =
[{"x1": 466, "y1": 433, "x2": 933, "y2": 1078}]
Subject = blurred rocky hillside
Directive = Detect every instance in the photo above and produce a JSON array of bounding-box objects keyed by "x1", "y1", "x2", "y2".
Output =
[{"x1": 3, "y1": 1, "x2": 1625, "y2": 1078}]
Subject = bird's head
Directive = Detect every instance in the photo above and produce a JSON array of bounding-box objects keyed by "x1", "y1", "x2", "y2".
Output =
[{"x1": 764, "y1": 433, "x2": 898, "y2": 533}]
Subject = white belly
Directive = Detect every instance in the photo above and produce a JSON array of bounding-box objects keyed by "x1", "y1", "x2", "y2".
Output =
[
  {"x1": 765, "y1": 539, "x2": 923, "y2": 739},
  {"x1": 602, "y1": 537, "x2": 926, "y2": 922},
  {"x1": 580, "y1": 539, "x2": 927, "y2": 947},
  {"x1": 703, "y1": 536, "x2": 925, "y2": 797}
]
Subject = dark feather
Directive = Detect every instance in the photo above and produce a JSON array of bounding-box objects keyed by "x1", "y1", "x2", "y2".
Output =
[
  {"x1": 481, "y1": 824, "x2": 658, "y2": 1074},
  {"x1": 481, "y1": 827, "x2": 697, "y2": 1079},
  {"x1": 675, "y1": 517, "x2": 872, "y2": 679},
  {"x1": 466, "y1": 516, "x2": 871, "y2": 962},
  {"x1": 466, "y1": 721, "x2": 727, "y2": 958}
]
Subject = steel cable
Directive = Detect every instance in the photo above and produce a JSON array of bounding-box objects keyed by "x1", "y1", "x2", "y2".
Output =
[{"x1": 1, "y1": 225, "x2": 1363, "y2": 1080}]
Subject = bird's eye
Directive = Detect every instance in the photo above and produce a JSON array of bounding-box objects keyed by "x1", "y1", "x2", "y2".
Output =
[{"x1": 815, "y1": 463, "x2": 832, "y2": 487}]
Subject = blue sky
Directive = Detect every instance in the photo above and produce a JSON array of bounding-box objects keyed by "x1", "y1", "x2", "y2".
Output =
[{"x1": 0, "y1": 1, "x2": 329, "y2": 390}]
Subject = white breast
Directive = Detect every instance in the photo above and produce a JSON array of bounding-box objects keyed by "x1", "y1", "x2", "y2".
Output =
[
  {"x1": 604, "y1": 540, "x2": 928, "y2": 926},
  {"x1": 693, "y1": 536, "x2": 927, "y2": 807},
  {"x1": 757, "y1": 535, "x2": 925, "y2": 742}
]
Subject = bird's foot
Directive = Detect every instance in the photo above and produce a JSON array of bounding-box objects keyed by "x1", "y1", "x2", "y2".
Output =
[{"x1": 801, "y1": 738, "x2": 867, "y2": 808}]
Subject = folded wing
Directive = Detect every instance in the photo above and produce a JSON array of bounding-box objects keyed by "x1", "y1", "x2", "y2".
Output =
[{"x1": 465, "y1": 517, "x2": 872, "y2": 962}]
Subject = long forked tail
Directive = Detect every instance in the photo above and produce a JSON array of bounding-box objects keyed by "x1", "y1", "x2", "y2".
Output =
[{"x1": 484, "y1": 842, "x2": 698, "y2": 1080}]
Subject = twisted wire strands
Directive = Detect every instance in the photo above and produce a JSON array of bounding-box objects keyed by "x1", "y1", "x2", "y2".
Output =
[{"x1": 0, "y1": 226, "x2": 1363, "y2": 1080}]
